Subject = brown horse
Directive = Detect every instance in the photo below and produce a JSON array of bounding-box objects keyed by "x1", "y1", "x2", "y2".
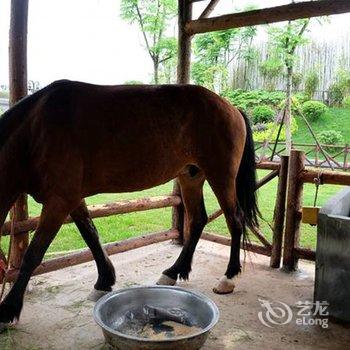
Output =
[{"x1": 0, "y1": 80, "x2": 258, "y2": 325}]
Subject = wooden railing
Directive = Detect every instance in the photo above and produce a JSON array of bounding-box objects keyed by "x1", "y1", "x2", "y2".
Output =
[
  {"x1": 255, "y1": 141, "x2": 350, "y2": 171},
  {"x1": 201, "y1": 159, "x2": 287, "y2": 268},
  {"x1": 282, "y1": 150, "x2": 350, "y2": 270},
  {"x1": 1, "y1": 195, "x2": 182, "y2": 283},
  {"x1": 4, "y1": 150, "x2": 350, "y2": 283}
]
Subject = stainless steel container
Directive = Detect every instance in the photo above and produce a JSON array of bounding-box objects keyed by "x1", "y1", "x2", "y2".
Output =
[{"x1": 93, "y1": 286, "x2": 219, "y2": 350}]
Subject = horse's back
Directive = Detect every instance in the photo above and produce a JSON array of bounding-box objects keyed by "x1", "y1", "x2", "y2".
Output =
[{"x1": 25, "y1": 81, "x2": 246, "y2": 199}]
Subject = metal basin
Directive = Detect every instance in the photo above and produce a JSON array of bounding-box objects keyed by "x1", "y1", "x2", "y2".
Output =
[{"x1": 93, "y1": 286, "x2": 219, "y2": 350}]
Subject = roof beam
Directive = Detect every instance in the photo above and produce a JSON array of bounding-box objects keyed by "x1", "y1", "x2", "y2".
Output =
[
  {"x1": 198, "y1": 0, "x2": 220, "y2": 19},
  {"x1": 186, "y1": 0, "x2": 350, "y2": 35}
]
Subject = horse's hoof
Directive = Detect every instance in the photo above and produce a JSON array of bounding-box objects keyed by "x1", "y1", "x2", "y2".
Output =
[
  {"x1": 213, "y1": 276, "x2": 235, "y2": 294},
  {"x1": 87, "y1": 288, "x2": 110, "y2": 302},
  {"x1": 156, "y1": 274, "x2": 177, "y2": 286},
  {"x1": 0, "y1": 299, "x2": 22, "y2": 324}
]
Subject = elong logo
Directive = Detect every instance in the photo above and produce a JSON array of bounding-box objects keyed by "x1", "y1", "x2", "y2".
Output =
[{"x1": 258, "y1": 299, "x2": 329, "y2": 329}]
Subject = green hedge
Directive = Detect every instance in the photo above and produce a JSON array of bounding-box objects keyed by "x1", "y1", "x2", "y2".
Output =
[
  {"x1": 301, "y1": 101, "x2": 328, "y2": 121},
  {"x1": 221, "y1": 89, "x2": 285, "y2": 110},
  {"x1": 252, "y1": 105, "x2": 275, "y2": 124},
  {"x1": 253, "y1": 118, "x2": 298, "y2": 142}
]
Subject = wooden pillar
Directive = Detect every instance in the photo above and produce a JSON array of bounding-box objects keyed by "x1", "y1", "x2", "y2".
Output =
[
  {"x1": 343, "y1": 143, "x2": 349, "y2": 171},
  {"x1": 282, "y1": 150, "x2": 305, "y2": 271},
  {"x1": 172, "y1": 0, "x2": 193, "y2": 243},
  {"x1": 177, "y1": 0, "x2": 193, "y2": 84},
  {"x1": 9, "y1": 0, "x2": 29, "y2": 269},
  {"x1": 270, "y1": 156, "x2": 288, "y2": 268}
]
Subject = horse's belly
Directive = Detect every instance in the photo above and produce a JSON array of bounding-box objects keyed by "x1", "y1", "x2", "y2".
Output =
[{"x1": 82, "y1": 157, "x2": 184, "y2": 196}]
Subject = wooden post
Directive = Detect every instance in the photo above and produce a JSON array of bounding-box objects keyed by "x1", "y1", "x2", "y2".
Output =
[
  {"x1": 270, "y1": 156, "x2": 288, "y2": 268},
  {"x1": 343, "y1": 143, "x2": 349, "y2": 171},
  {"x1": 9, "y1": 0, "x2": 29, "y2": 270},
  {"x1": 173, "y1": 0, "x2": 193, "y2": 243},
  {"x1": 282, "y1": 150, "x2": 305, "y2": 271},
  {"x1": 177, "y1": 0, "x2": 193, "y2": 84}
]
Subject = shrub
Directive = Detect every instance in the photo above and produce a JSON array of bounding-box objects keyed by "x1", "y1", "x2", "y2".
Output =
[
  {"x1": 259, "y1": 58, "x2": 283, "y2": 91},
  {"x1": 221, "y1": 89, "x2": 285, "y2": 110},
  {"x1": 342, "y1": 95, "x2": 350, "y2": 109},
  {"x1": 305, "y1": 71, "x2": 319, "y2": 100},
  {"x1": 328, "y1": 70, "x2": 350, "y2": 106},
  {"x1": 278, "y1": 96, "x2": 302, "y2": 117},
  {"x1": 329, "y1": 83, "x2": 344, "y2": 106},
  {"x1": 252, "y1": 105, "x2": 275, "y2": 124},
  {"x1": 292, "y1": 72, "x2": 303, "y2": 91},
  {"x1": 123, "y1": 80, "x2": 144, "y2": 85},
  {"x1": 293, "y1": 92, "x2": 309, "y2": 104},
  {"x1": 252, "y1": 123, "x2": 268, "y2": 133},
  {"x1": 318, "y1": 130, "x2": 344, "y2": 152},
  {"x1": 253, "y1": 118, "x2": 298, "y2": 142},
  {"x1": 301, "y1": 101, "x2": 327, "y2": 121}
]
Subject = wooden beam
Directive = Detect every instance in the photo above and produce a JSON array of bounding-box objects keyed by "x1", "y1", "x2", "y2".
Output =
[
  {"x1": 6, "y1": 230, "x2": 179, "y2": 282},
  {"x1": 256, "y1": 161, "x2": 280, "y2": 171},
  {"x1": 250, "y1": 226, "x2": 271, "y2": 248},
  {"x1": 9, "y1": 0, "x2": 29, "y2": 270},
  {"x1": 301, "y1": 169, "x2": 350, "y2": 186},
  {"x1": 199, "y1": 0, "x2": 220, "y2": 19},
  {"x1": 186, "y1": 0, "x2": 350, "y2": 35},
  {"x1": 207, "y1": 169, "x2": 279, "y2": 224},
  {"x1": 201, "y1": 232, "x2": 271, "y2": 257},
  {"x1": 1, "y1": 196, "x2": 182, "y2": 236},
  {"x1": 294, "y1": 246, "x2": 315, "y2": 261}
]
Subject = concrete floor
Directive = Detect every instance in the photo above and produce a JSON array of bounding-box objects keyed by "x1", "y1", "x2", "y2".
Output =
[{"x1": 1, "y1": 240, "x2": 349, "y2": 350}]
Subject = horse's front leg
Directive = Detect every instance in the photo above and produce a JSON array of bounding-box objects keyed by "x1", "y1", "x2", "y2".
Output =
[
  {"x1": 0, "y1": 197, "x2": 76, "y2": 325},
  {"x1": 70, "y1": 201, "x2": 115, "y2": 301}
]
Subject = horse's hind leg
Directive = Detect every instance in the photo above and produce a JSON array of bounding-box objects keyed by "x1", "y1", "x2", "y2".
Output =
[
  {"x1": 70, "y1": 201, "x2": 115, "y2": 301},
  {"x1": 157, "y1": 170, "x2": 207, "y2": 285},
  {"x1": 0, "y1": 197, "x2": 77, "y2": 324},
  {"x1": 207, "y1": 175, "x2": 243, "y2": 295}
]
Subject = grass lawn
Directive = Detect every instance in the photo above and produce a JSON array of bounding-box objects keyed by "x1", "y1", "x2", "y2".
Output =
[
  {"x1": 0, "y1": 170, "x2": 343, "y2": 259},
  {"x1": 255, "y1": 108, "x2": 350, "y2": 162},
  {"x1": 293, "y1": 108, "x2": 350, "y2": 144}
]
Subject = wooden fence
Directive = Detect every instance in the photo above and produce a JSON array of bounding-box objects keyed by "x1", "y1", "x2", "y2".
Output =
[
  {"x1": 2, "y1": 159, "x2": 285, "y2": 283},
  {"x1": 205, "y1": 150, "x2": 350, "y2": 271},
  {"x1": 282, "y1": 150, "x2": 350, "y2": 269},
  {"x1": 231, "y1": 35, "x2": 350, "y2": 97},
  {"x1": 255, "y1": 141, "x2": 350, "y2": 171},
  {"x1": 4, "y1": 149, "x2": 350, "y2": 284},
  {"x1": 3, "y1": 0, "x2": 350, "y2": 286}
]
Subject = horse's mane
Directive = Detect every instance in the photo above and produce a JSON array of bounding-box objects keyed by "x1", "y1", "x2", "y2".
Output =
[{"x1": 0, "y1": 84, "x2": 53, "y2": 149}]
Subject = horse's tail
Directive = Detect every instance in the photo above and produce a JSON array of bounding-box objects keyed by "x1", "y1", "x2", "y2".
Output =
[{"x1": 236, "y1": 109, "x2": 260, "y2": 243}]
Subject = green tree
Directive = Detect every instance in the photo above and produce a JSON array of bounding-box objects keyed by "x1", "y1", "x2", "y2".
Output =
[
  {"x1": 266, "y1": 19, "x2": 311, "y2": 153},
  {"x1": 192, "y1": 25, "x2": 257, "y2": 91},
  {"x1": 292, "y1": 71, "x2": 303, "y2": 91},
  {"x1": 259, "y1": 55, "x2": 283, "y2": 91},
  {"x1": 305, "y1": 70, "x2": 320, "y2": 99},
  {"x1": 120, "y1": 0, "x2": 177, "y2": 84}
]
